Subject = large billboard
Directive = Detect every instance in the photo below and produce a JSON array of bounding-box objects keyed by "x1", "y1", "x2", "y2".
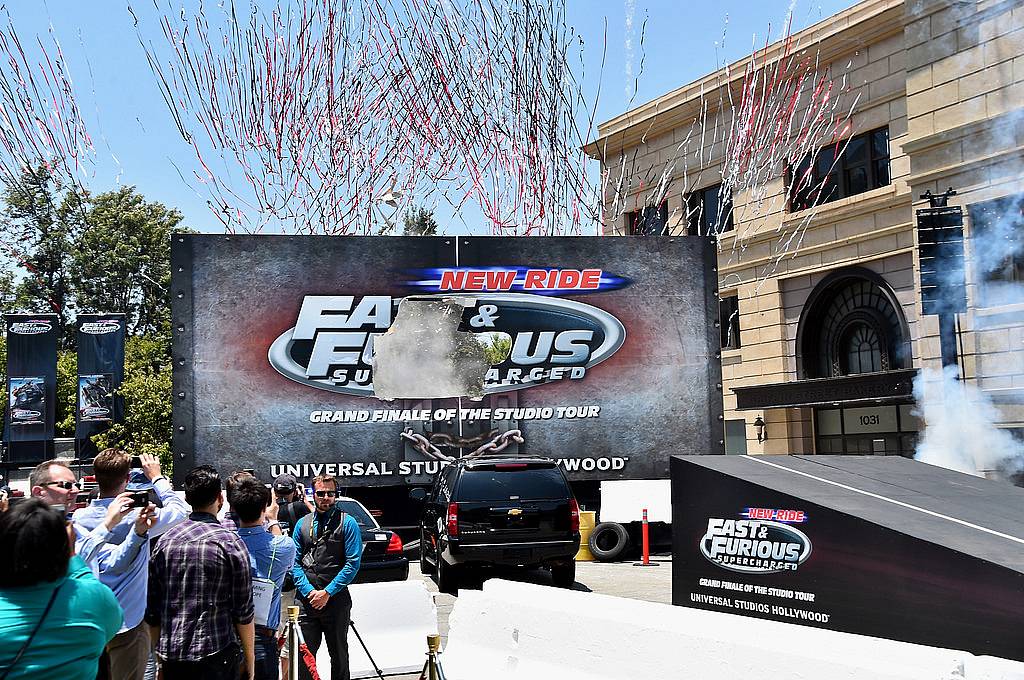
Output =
[{"x1": 172, "y1": 235, "x2": 722, "y2": 486}]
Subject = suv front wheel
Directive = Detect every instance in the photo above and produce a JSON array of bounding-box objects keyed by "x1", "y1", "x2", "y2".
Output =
[{"x1": 550, "y1": 560, "x2": 576, "y2": 588}]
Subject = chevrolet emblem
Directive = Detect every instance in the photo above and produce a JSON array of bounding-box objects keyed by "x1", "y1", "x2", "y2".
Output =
[{"x1": 508, "y1": 508, "x2": 523, "y2": 516}]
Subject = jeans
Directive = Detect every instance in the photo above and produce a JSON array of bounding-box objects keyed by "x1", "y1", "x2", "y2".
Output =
[
  {"x1": 254, "y1": 631, "x2": 279, "y2": 680},
  {"x1": 161, "y1": 645, "x2": 242, "y2": 680},
  {"x1": 298, "y1": 589, "x2": 352, "y2": 680}
]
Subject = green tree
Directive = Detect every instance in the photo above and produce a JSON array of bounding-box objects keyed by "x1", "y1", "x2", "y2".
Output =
[
  {"x1": 71, "y1": 187, "x2": 183, "y2": 336},
  {"x1": 93, "y1": 335, "x2": 173, "y2": 473},
  {"x1": 403, "y1": 206, "x2": 438, "y2": 236},
  {"x1": 0, "y1": 166, "x2": 88, "y2": 340},
  {"x1": 55, "y1": 349, "x2": 78, "y2": 437}
]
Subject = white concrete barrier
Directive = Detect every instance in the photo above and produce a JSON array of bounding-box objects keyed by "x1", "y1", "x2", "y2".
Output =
[
  {"x1": 442, "y1": 580, "x2": 1024, "y2": 680},
  {"x1": 313, "y1": 580, "x2": 438, "y2": 679}
]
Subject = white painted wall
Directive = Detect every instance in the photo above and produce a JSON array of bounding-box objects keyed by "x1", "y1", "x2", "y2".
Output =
[
  {"x1": 599, "y1": 480, "x2": 672, "y2": 523},
  {"x1": 442, "y1": 580, "x2": 1024, "y2": 680}
]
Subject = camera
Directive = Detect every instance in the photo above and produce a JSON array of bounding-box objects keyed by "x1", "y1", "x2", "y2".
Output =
[
  {"x1": 130, "y1": 455, "x2": 143, "y2": 469},
  {"x1": 129, "y1": 491, "x2": 150, "y2": 508}
]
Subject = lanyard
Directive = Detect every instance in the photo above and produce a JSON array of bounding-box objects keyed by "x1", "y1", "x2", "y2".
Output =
[
  {"x1": 309, "y1": 508, "x2": 338, "y2": 543},
  {"x1": 265, "y1": 539, "x2": 278, "y2": 578}
]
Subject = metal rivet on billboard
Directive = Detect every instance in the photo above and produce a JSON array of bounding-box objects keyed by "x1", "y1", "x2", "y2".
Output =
[
  {"x1": 178, "y1": 426, "x2": 186, "y2": 432},
  {"x1": 177, "y1": 293, "x2": 184, "y2": 299},
  {"x1": 713, "y1": 321, "x2": 720, "y2": 328},
  {"x1": 177, "y1": 238, "x2": 184, "y2": 243},
  {"x1": 718, "y1": 440, "x2": 725, "y2": 445},
  {"x1": 178, "y1": 392, "x2": 185, "y2": 399},
  {"x1": 177, "y1": 326, "x2": 185, "y2": 332},
  {"x1": 177, "y1": 267, "x2": 183, "y2": 272},
  {"x1": 716, "y1": 383, "x2": 722, "y2": 389},
  {"x1": 715, "y1": 353, "x2": 721, "y2": 359},
  {"x1": 712, "y1": 267, "x2": 718, "y2": 273},
  {"x1": 178, "y1": 359, "x2": 185, "y2": 366},
  {"x1": 717, "y1": 415, "x2": 724, "y2": 421}
]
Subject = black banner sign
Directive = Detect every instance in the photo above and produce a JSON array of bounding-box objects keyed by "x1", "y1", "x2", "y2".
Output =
[
  {"x1": 671, "y1": 455, "x2": 1024, "y2": 661},
  {"x1": 3, "y1": 314, "x2": 59, "y2": 461},
  {"x1": 75, "y1": 314, "x2": 126, "y2": 442}
]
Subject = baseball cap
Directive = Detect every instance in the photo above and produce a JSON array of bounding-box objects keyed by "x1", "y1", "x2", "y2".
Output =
[{"x1": 273, "y1": 473, "x2": 297, "y2": 493}]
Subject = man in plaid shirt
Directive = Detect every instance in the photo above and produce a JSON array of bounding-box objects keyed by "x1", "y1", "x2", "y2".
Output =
[{"x1": 146, "y1": 466, "x2": 256, "y2": 680}]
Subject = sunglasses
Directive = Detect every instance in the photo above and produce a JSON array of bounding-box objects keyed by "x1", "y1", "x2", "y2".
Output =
[
  {"x1": 314, "y1": 490, "x2": 337, "y2": 498},
  {"x1": 43, "y1": 480, "x2": 80, "y2": 490}
]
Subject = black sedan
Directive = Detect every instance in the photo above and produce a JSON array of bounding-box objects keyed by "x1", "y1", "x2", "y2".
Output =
[{"x1": 337, "y1": 496, "x2": 410, "y2": 583}]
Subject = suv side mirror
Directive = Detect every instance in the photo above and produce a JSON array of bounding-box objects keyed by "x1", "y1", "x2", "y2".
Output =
[{"x1": 408, "y1": 487, "x2": 427, "y2": 502}]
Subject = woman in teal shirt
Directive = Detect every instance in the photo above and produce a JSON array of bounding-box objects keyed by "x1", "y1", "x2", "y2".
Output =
[{"x1": 0, "y1": 498, "x2": 123, "y2": 679}]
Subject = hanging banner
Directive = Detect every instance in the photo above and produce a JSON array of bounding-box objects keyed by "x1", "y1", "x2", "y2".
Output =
[
  {"x1": 75, "y1": 314, "x2": 126, "y2": 441},
  {"x1": 3, "y1": 314, "x2": 59, "y2": 462}
]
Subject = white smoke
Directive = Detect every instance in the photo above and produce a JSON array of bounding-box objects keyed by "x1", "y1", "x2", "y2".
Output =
[{"x1": 913, "y1": 366, "x2": 1024, "y2": 479}]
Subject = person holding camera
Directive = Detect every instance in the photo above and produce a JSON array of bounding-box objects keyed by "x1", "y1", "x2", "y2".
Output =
[
  {"x1": 0, "y1": 498, "x2": 123, "y2": 679},
  {"x1": 146, "y1": 466, "x2": 255, "y2": 680},
  {"x1": 292, "y1": 475, "x2": 362, "y2": 680},
  {"x1": 232, "y1": 478, "x2": 296, "y2": 679},
  {"x1": 27, "y1": 460, "x2": 156, "y2": 578},
  {"x1": 72, "y1": 450, "x2": 189, "y2": 680}
]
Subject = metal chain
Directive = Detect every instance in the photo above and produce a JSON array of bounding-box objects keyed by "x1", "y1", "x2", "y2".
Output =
[
  {"x1": 465, "y1": 429, "x2": 524, "y2": 458},
  {"x1": 401, "y1": 428, "x2": 455, "y2": 462},
  {"x1": 427, "y1": 430, "x2": 498, "y2": 449}
]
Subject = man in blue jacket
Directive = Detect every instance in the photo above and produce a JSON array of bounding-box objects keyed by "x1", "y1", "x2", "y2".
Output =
[
  {"x1": 291, "y1": 475, "x2": 362, "y2": 680},
  {"x1": 73, "y1": 450, "x2": 189, "y2": 680}
]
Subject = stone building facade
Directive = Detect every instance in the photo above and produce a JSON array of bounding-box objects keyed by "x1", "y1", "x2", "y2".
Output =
[{"x1": 588, "y1": 0, "x2": 1024, "y2": 461}]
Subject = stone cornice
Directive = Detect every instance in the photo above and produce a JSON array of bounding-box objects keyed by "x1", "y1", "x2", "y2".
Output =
[{"x1": 585, "y1": 0, "x2": 905, "y2": 160}]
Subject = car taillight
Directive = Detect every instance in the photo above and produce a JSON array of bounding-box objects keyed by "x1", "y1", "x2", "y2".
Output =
[
  {"x1": 446, "y1": 502, "x2": 459, "y2": 537},
  {"x1": 569, "y1": 498, "x2": 580, "y2": 533},
  {"x1": 386, "y1": 532, "x2": 403, "y2": 555}
]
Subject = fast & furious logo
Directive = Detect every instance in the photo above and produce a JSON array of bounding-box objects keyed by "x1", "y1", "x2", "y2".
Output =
[
  {"x1": 700, "y1": 515, "x2": 812, "y2": 574},
  {"x1": 268, "y1": 269, "x2": 627, "y2": 397}
]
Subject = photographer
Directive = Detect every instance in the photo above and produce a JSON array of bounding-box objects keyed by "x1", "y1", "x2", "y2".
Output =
[
  {"x1": 0, "y1": 498, "x2": 123, "y2": 679},
  {"x1": 233, "y1": 478, "x2": 296, "y2": 679},
  {"x1": 73, "y1": 450, "x2": 189, "y2": 680}
]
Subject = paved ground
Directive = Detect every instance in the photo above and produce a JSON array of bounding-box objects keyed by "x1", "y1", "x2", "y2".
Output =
[{"x1": 386, "y1": 555, "x2": 672, "y2": 679}]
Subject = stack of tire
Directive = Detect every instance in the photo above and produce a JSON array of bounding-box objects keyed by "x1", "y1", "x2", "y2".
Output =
[{"x1": 587, "y1": 522, "x2": 631, "y2": 562}]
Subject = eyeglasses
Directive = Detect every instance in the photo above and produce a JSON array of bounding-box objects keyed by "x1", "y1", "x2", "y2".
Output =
[
  {"x1": 314, "y1": 490, "x2": 337, "y2": 498},
  {"x1": 43, "y1": 480, "x2": 80, "y2": 490}
]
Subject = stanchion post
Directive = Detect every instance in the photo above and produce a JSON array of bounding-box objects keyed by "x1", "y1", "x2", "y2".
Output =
[{"x1": 287, "y1": 605, "x2": 300, "y2": 680}]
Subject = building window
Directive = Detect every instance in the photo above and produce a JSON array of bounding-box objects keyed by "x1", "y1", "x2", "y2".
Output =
[
  {"x1": 840, "y1": 322, "x2": 882, "y2": 374},
  {"x1": 685, "y1": 183, "x2": 733, "y2": 235},
  {"x1": 788, "y1": 127, "x2": 890, "y2": 212},
  {"x1": 724, "y1": 419, "x2": 748, "y2": 455},
  {"x1": 968, "y1": 193, "x2": 1024, "y2": 308},
  {"x1": 625, "y1": 202, "x2": 669, "y2": 235},
  {"x1": 719, "y1": 295, "x2": 740, "y2": 349}
]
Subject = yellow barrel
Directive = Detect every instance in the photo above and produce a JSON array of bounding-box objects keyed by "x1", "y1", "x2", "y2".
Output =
[{"x1": 575, "y1": 511, "x2": 597, "y2": 561}]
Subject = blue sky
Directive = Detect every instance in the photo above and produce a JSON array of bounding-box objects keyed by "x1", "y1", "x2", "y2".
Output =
[{"x1": 9, "y1": 0, "x2": 857, "y2": 234}]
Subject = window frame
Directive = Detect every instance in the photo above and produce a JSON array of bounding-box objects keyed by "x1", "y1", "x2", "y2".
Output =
[
  {"x1": 685, "y1": 183, "x2": 734, "y2": 236},
  {"x1": 719, "y1": 294, "x2": 741, "y2": 350},
  {"x1": 788, "y1": 127, "x2": 891, "y2": 212}
]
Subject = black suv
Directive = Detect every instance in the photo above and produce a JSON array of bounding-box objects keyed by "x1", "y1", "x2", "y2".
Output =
[{"x1": 412, "y1": 456, "x2": 581, "y2": 594}]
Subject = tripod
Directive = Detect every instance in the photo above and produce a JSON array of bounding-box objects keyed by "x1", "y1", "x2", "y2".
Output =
[
  {"x1": 416, "y1": 635, "x2": 446, "y2": 680},
  {"x1": 349, "y1": 619, "x2": 386, "y2": 680}
]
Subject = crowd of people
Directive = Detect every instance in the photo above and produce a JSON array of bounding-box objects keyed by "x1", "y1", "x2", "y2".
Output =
[{"x1": 0, "y1": 452, "x2": 363, "y2": 680}]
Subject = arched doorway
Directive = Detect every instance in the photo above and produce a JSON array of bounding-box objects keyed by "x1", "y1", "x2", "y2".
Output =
[{"x1": 795, "y1": 268, "x2": 917, "y2": 455}]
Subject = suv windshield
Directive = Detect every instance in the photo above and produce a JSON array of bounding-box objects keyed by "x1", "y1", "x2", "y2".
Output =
[
  {"x1": 457, "y1": 467, "x2": 568, "y2": 502},
  {"x1": 336, "y1": 500, "x2": 378, "y2": 528}
]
